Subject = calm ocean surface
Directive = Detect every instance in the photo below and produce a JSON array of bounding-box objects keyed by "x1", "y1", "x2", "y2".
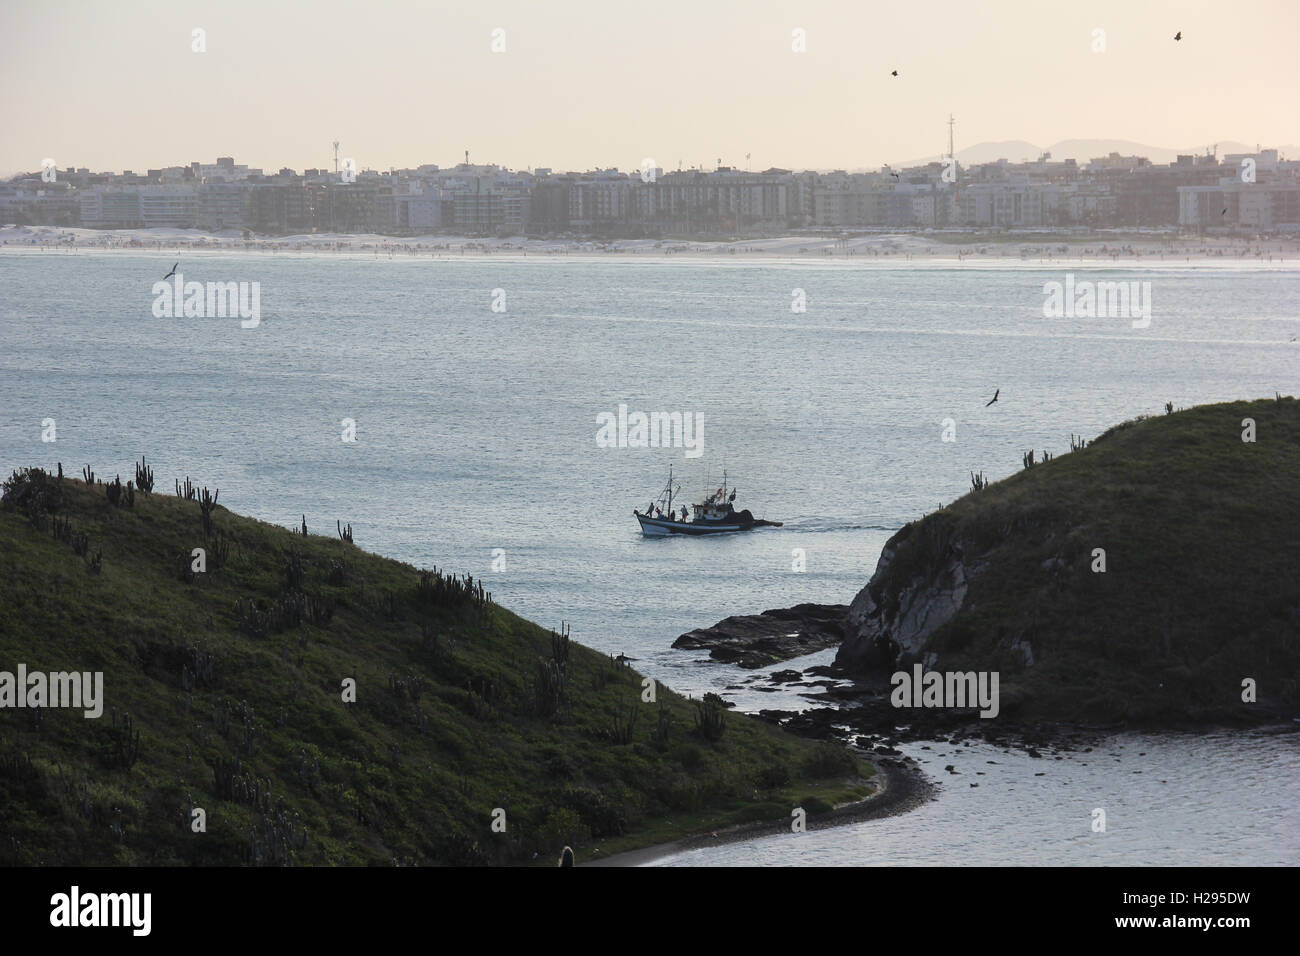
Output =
[{"x1": 2, "y1": 248, "x2": 1297, "y2": 864}]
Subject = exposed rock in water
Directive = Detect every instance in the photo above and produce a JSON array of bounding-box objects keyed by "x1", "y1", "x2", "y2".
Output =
[{"x1": 673, "y1": 603, "x2": 848, "y2": 668}]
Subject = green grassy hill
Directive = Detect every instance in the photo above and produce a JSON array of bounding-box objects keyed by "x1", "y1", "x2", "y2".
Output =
[
  {"x1": 0, "y1": 468, "x2": 871, "y2": 865},
  {"x1": 838, "y1": 397, "x2": 1300, "y2": 724}
]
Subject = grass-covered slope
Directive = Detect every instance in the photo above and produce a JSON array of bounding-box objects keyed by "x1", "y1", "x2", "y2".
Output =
[
  {"x1": 0, "y1": 469, "x2": 871, "y2": 865},
  {"x1": 838, "y1": 398, "x2": 1300, "y2": 724}
]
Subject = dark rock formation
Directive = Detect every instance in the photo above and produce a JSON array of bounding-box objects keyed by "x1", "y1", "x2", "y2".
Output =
[{"x1": 673, "y1": 603, "x2": 848, "y2": 668}]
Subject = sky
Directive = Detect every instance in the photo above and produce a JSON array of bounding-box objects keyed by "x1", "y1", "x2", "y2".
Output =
[{"x1": 1, "y1": 0, "x2": 1297, "y2": 176}]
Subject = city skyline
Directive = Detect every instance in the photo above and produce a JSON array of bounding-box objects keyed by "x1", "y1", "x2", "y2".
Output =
[{"x1": 2, "y1": 0, "x2": 1297, "y2": 177}]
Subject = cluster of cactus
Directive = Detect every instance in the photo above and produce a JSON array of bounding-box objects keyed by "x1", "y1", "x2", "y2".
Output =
[
  {"x1": 212, "y1": 697, "x2": 232, "y2": 736},
  {"x1": 212, "y1": 754, "x2": 271, "y2": 810},
  {"x1": 284, "y1": 549, "x2": 306, "y2": 591},
  {"x1": 189, "y1": 643, "x2": 215, "y2": 685},
  {"x1": 83, "y1": 548, "x2": 103, "y2": 575},
  {"x1": 198, "y1": 486, "x2": 218, "y2": 536},
  {"x1": 325, "y1": 558, "x2": 348, "y2": 586},
  {"x1": 209, "y1": 529, "x2": 231, "y2": 570},
  {"x1": 296, "y1": 750, "x2": 323, "y2": 794},
  {"x1": 1069, "y1": 433, "x2": 1088, "y2": 452},
  {"x1": 176, "y1": 476, "x2": 197, "y2": 500},
  {"x1": 416, "y1": 566, "x2": 494, "y2": 616},
  {"x1": 532, "y1": 656, "x2": 567, "y2": 718},
  {"x1": 246, "y1": 804, "x2": 309, "y2": 866},
  {"x1": 970, "y1": 470, "x2": 988, "y2": 492},
  {"x1": 50, "y1": 514, "x2": 73, "y2": 543},
  {"x1": 83, "y1": 465, "x2": 95, "y2": 485},
  {"x1": 239, "y1": 701, "x2": 262, "y2": 756},
  {"x1": 387, "y1": 672, "x2": 426, "y2": 703},
  {"x1": 108, "y1": 711, "x2": 141, "y2": 769},
  {"x1": 0, "y1": 751, "x2": 38, "y2": 784},
  {"x1": 300, "y1": 514, "x2": 308, "y2": 536},
  {"x1": 1022, "y1": 449, "x2": 1036, "y2": 469},
  {"x1": 134, "y1": 456, "x2": 154, "y2": 494},
  {"x1": 608, "y1": 700, "x2": 639, "y2": 744},
  {"x1": 466, "y1": 676, "x2": 497, "y2": 720},
  {"x1": 105, "y1": 474, "x2": 135, "y2": 508},
  {"x1": 337, "y1": 520, "x2": 353, "y2": 543},
  {"x1": 235, "y1": 590, "x2": 334, "y2": 637},
  {"x1": 693, "y1": 693, "x2": 727, "y2": 742},
  {"x1": 1165, "y1": 401, "x2": 1174, "y2": 415}
]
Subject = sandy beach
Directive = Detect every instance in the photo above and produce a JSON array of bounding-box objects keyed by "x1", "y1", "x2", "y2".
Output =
[
  {"x1": 3, "y1": 224, "x2": 1298, "y2": 266},
  {"x1": 585, "y1": 759, "x2": 935, "y2": 867}
]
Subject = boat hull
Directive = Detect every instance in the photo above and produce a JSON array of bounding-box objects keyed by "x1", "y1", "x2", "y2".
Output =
[{"x1": 635, "y1": 512, "x2": 749, "y2": 536}]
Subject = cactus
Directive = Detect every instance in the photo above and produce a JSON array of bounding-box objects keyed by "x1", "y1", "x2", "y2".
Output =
[
  {"x1": 199, "y1": 486, "x2": 219, "y2": 536},
  {"x1": 337, "y1": 520, "x2": 352, "y2": 543},
  {"x1": 693, "y1": 693, "x2": 727, "y2": 741},
  {"x1": 82, "y1": 465, "x2": 94, "y2": 485},
  {"x1": 608, "y1": 700, "x2": 639, "y2": 744},
  {"x1": 134, "y1": 456, "x2": 154, "y2": 494},
  {"x1": 969, "y1": 470, "x2": 988, "y2": 492},
  {"x1": 551, "y1": 622, "x2": 571, "y2": 667},
  {"x1": 1022, "y1": 449, "x2": 1035, "y2": 470},
  {"x1": 1165, "y1": 401, "x2": 1174, "y2": 415},
  {"x1": 110, "y1": 711, "x2": 141, "y2": 769}
]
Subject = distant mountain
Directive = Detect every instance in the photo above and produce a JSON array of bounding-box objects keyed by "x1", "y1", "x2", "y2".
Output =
[{"x1": 891, "y1": 139, "x2": 1295, "y2": 170}]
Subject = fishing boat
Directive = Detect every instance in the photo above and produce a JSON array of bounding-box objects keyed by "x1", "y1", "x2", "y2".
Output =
[{"x1": 634, "y1": 466, "x2": 783, "y2": 536}]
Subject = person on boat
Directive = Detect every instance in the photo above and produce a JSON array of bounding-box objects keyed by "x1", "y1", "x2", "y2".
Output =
[{"x1": 680, "y1": 505, "x2": 688, "y2": 521}]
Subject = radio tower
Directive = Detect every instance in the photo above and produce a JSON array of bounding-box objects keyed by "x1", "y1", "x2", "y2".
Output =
[
  {"x1": 947, "y1": 114, "x2": 955, "y2": 159},
  {"x1": 333, "y1": 140, "x2": 340, "y2": 174}
]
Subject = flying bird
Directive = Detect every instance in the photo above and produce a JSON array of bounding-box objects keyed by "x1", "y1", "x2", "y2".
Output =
[
  {"x1": 985, "y1": 388, "x2": 1000, "y2": 407},
  {"x1": 890, "y1": 70, "x2": 898, "y2": 77},
  {"x1": 1222, "y1": 208, "x2": 1228, "y2": 216},
  {"x1": 163, "y1": 262, "x2": 178, "y2": 279},
  {"x1": 1174, "y1": 31, "x2": 1182, "y2": 41}
]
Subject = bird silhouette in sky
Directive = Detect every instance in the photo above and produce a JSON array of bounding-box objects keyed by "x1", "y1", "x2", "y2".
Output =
[
  {"x1": 986, "y1": 388, "x2": 1000, "y2": 407},
  {"x1": 163, "y1": 262, "x2": 178, "y2": 279},
  {"x1": 1222, "y1": 208, "x2": 1228, "y2": 216},
  {"x1": 890, "y1": 70, "x2": 898, "y2": 77},
  {"x1": 1174, "y1": 31, "x2": 1182, "y2": 41}
]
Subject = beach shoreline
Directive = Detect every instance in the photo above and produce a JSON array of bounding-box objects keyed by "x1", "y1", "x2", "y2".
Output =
[
  {"x1": 3, "y1": 224, "x2": 1298, "y2": 267},
  {"x1": 585, "y1": 758, "x2": 935, "y2": 867}
]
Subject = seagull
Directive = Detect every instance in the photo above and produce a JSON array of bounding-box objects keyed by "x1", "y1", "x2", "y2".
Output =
[
  {"x1": 1174, "y1": 31, "x2": 1182, "y2": 41},
  {"x1": 890, "y1": 70, "x2": 898, "y2": 77},
  {"x1": 1222, "y1": 208, "x2": 1228, "y2": 216},
  {"x1": 985, "y1": 388, "x2": 1000, "y2": 407},
  {"x1": 163, "y1": 262, "x2": 178, "y2": 279}
]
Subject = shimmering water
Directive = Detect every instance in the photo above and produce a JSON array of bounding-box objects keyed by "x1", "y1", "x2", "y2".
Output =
[{"x1": 2, "y1": 249, "x2": 1297, "y2": 864}]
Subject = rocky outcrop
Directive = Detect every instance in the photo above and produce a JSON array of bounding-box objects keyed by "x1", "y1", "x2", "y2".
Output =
[
  {"x1": 836, "y1": 533, "x2": 974, "y2": 673},
  {"x1": 673, "y1": 603, "x2": 848, "y2": 668}
]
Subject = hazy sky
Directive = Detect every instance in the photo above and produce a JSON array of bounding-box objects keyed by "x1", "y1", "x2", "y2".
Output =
[{"x1": 2, "y1": 0, "x2": 1296, "y2": 176}]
